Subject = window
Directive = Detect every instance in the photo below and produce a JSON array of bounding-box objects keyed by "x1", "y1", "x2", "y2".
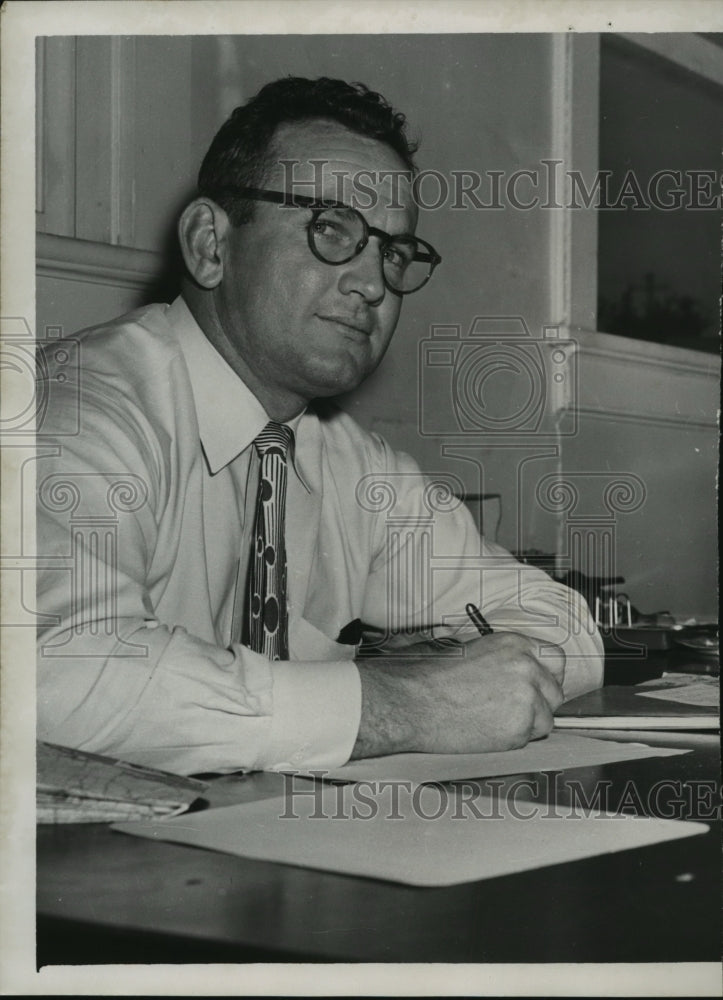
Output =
[{"x1": 597, "y1": 35, "x2": 722, "y2": 354}]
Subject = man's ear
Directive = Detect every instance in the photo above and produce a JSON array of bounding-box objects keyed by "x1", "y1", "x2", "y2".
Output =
[{"x1": 178, "y1": 198, "x2": 232, "y2": 289}]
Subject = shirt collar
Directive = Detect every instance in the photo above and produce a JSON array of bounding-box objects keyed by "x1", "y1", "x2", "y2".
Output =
[{"x1": 169, "y1": 296, "x2": 311, "y2": 488}]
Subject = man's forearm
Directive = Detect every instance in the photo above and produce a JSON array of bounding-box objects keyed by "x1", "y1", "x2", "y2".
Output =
[
  {"x1": 353, "y1": 633, "x2": 565, "y2": 760},
  {"x1": 352, "y1": 658, "x2": 418, "y2": 759}
]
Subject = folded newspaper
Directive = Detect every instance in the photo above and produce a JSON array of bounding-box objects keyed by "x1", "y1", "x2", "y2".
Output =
[{"x1": 37, "y1": 741, "x2": 208, "y2": 823}]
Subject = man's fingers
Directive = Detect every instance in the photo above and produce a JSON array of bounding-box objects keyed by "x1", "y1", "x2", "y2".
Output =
[
  {"x1": 541, "y1": 646, "x2": 566, "y2": 684},
  {"x1": 532, "y1": 661, "x2": 565, "y2": 712},
  {"x1": 530, "y1": 690, "x2": 555, "y2": 740}
]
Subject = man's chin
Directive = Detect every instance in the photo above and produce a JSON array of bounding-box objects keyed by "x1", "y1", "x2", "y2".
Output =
[
  {"x1": 312, "y1": 377, "x2": 365, "y2": 401},
  {"x1": 304, "y1": 357, "x2": 373, "y2": 399}
]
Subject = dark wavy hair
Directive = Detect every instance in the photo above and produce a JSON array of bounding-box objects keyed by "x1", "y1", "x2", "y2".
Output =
[{"x1": 197, "y1": 76, "x2": 419, "y2": 224}]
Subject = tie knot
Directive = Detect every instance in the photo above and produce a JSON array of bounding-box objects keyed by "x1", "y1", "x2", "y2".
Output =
[{"x1": 255, "y1": 421, "x2": 293, "y2": 458}]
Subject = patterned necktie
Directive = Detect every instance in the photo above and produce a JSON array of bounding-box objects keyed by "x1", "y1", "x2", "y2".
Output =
[{"x1": 247, "y1": 421, "x2": 294, "y2": 660}]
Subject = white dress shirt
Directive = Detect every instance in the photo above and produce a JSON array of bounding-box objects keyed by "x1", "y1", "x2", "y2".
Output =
[{"x1": 36, "y1": 297, "x2": 603, "y2": 774}]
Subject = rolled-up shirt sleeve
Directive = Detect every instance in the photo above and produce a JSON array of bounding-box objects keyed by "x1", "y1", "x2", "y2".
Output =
[{"x1": 38, "y1": 616, "x2": 360, "y2": 775}]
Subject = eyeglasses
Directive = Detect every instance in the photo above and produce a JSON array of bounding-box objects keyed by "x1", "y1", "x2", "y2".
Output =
[{"x1": 226, "y1": 187, "x2": 442, "y2": 295}]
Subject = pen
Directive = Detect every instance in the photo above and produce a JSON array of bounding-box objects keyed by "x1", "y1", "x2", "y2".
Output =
[{"x1": 466, "y1": 602, "x2": 494, "y2": 637}]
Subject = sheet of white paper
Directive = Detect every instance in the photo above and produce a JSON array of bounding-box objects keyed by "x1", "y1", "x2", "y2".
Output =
[
  {"x1": 283, "y1": 732, "x2": 686, "y2": 783},
  {"x1": 114, "y1": 785, "x2": 708, "y2": 887},
  {"x1": 636, "y1": 683, "x2": 720, "y2": 708}
]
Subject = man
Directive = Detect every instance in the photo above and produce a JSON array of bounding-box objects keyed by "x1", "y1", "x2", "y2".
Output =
[{"x1": 37, "y1": 77, "x2": 603, "y2": 775}]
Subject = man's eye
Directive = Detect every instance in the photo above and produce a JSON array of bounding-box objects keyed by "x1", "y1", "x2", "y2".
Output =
[
  {"x1": 384, "y1": 243, "x2": 415, "y2": 270},
  {"x1": 312, "y1": 219, "x2": 349, "y2": 242}
]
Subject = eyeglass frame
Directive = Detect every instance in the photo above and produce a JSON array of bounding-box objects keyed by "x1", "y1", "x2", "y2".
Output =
[{"x1": 215, "y1": 186, "x2": 442, "y2": 295}]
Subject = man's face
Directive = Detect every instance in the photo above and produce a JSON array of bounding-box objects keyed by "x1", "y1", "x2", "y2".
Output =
[{"x1": 213, "y1": 120, "x2": 418, "y2": 416}]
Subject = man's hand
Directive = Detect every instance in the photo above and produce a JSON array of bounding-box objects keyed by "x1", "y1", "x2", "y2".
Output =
[{"x1": 353, "y1": 632, "x2": 565, "y2": 760}]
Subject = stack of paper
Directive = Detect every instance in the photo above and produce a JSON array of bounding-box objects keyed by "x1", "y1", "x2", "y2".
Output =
[
  {"x1": 37, "y1": 741, "x2": 208, "y2": 823},
  {"x1": 555, "y1": 675, "x2": 719, "y2": 731},
  {"x1": 113, "y1": 732, "x2": 705, "y2": 887},
  {"x1": 114, "y1": 783, "x2": 709, "y2": 887}
]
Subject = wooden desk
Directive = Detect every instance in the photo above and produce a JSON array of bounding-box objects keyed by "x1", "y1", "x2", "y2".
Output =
[{"x1": 37, "y1": 730, "x2": 720, "y2": 965}]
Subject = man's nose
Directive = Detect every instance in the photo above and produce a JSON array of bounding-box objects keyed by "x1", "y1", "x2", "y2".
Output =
[{"x1": 336, "y1": 241, "x2": 386, "y2": 305}]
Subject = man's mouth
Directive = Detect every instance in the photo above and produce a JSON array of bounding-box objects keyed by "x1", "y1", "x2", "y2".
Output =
[{"x1": 317, "y1": 314, "x2": 373, "y2": 336}]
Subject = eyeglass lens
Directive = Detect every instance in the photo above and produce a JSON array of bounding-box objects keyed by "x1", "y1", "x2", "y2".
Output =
[{"x1": 309, "y1": 207, "x2": 431, "y2": 293}]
